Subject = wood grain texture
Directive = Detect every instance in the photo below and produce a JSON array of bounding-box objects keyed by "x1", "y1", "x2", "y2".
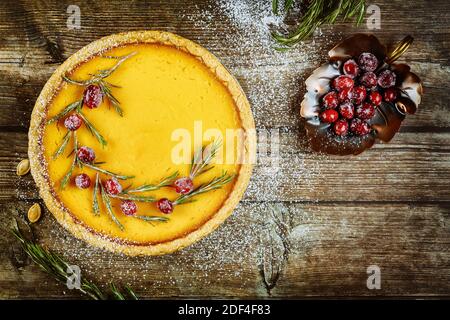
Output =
[{"x1": 0, "y1": 0, "x2": 449, "y2": 298}]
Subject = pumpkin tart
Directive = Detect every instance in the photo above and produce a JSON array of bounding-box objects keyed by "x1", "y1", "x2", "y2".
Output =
[{"x1": 28, "y1": 31, "x2": 255, "y2": 256}]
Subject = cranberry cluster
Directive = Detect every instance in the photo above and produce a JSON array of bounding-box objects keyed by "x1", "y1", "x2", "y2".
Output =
[{"x1": 319, "y1": 52, "x2": 398, "y2": 137}]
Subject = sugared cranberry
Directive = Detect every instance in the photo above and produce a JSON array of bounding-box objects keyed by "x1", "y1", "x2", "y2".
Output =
[
  {"x1": 358, "y1": 52, "x2": 379, "y2": 72},
  {"x1": 64, "y1": 114, "x2": 83, "y2": 131},
  {"x1": 356, "y1": 102, "x2": 376, "y2": 120},
  {"x1": 343, "y1": 59, "x2": 359, "y2": 78},
  {"x1": 156, "y1": 198, "x2": 174, "y2": 214},
  {"x1": 77, "y1": 146, "x2": 95, "y2": 163},
  {"x1": 377, "y1": 69, "x2": 397, "y2": 88},
  {"x1": 352, "y1": 86, "x2": 367, "y2": 104},
  {"x1": 320, "y1": 109, "x2": 339, "y2": 123},
  {"x1": 334, "y1": 119, "x2": 349, "y2": 136},
  {"x1": 338, "y1": 88, "x2": 353, "y2": 102},
  {"x1": 384, "y1": 87, "x2": 398, "y2": 102},
  {"x1": 350, "y1": 118, "x2": 371, "y2": 136},
  {"x1": 120, "y1": 200, "x2": 137, "y2": 216},
  {"x1": 322, "y1": 91, "x2": 339, "y2": 109},
  {"x1": 369, "y1": 91, "x2": 383, "y2": 106},
  {"x1": 173, "y1": 177, "x2": 194, "y2": 195},
  {"x1": 83, "y1": 85, "x2": 103, "y2": 109},
  {"x1": 332, "y1": 75, "x2": 354, "y2": 92},
  {"x1": 360, "y1": 72, "x2": 377, "y2": 88},
  {"x1": 339, "y1": 102, "x2": 354, "y2": 119},
  {"x1": 74, "y1": 173, "x2": 91, "y2": 189},
  {"x1": 104, "y1": 178, "x2": 122, "y2": 195}
]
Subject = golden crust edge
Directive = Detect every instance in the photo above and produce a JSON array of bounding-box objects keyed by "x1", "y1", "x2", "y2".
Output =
[{"x1": 28, "y1": 30, "x2": 255, "y2": 256}]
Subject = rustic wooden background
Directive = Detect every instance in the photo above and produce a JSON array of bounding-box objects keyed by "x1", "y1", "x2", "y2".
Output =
[{"x1": 0, "y1": 0, "x2": 449, "y2": 299}]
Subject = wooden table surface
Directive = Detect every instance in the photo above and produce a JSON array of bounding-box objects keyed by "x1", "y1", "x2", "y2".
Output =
[{"x1": 1, "y1": 0, "x2": 449, "y2": 299}]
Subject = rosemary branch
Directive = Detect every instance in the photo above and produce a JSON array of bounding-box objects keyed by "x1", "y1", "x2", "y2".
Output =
[
  {"x1": 133, "y1": 215, "x2": 170, "y2": 223},
  {"x1": 11, "y1": 220, "x2": 138, "y2": 300},
  {"x1": 47, "y1": 100, "x2": 82, "y2": 124},
  {"x1": 190, "y1": 140, "x2": 221, "y2": 179},
  {"x1": 77, "y1": 111, "x2": 107, "y2": 147},
  {"x1": 100, "y1": 183, "x2": 125, "y2": 230},
  {"x1": 173, "y1": 172, "x2": 235, "y2": 205},
  {"x1": 52, "y1": 130, "x2": 71, "y2": 160},
  {"x1": 124, "y1": 171, "x2": 178, "y2": 193},
  {"x1": 272, "y1": 0, "x2": 366, "y2": 47},
  {"x1": 110, "y1": 193, "x2": 156, "y2": 203},
  {"x1": 92, "y1": 173, "x2": 100, "y2": 215},
  {"x1": 82, "y1": 162, "x2": 134, "y2": 180}
]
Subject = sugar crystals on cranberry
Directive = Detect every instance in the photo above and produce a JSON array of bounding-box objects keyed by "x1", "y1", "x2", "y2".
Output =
[
  {"x1": 358, "y1": 52, "x2": 379, "y2": 72},
  {"x1": 334, "y1": 119, "x2": 349, "y2": 136},
  {"x1": 343, "y1": 59, "x2": 359, "y2": 78},
  {"x1": 339, "y1": 102, "x2": 354, "y2": 119},
  {"x1": 332, "y1": 75, "x2": 354, "y2": 92},
  {"x1": 360, "y1": 72, "x2": 377, "y2": 88},
  {"x1": 322, "y1": 91, "x2": 339, "y2": 109},
  {"x1": 320, "y1": 109, "x2": 339, "y2": 123},
  {"x1": 356, "y1": 102, "x2": 375, "y2": 120},
  {"x1": 384, "y1": 87, "x2": 398, "y2": 102},
  {"x1": 377, "y1": 69, "x2": 397, "y2": 88}
]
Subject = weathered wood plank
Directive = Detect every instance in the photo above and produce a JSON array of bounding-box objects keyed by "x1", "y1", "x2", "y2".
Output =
[
  {"x1": 1, "y1": 200, "x2": 449, "y2": 298},
  {"x1": 3, "y1": 131, "x2": 450, "y2": 202}
]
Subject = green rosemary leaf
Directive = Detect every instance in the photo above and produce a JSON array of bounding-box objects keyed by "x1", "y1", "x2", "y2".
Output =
[
  {"x1": 124, "y1": 285, "x2": 139, "y2": 300},
  {"x1": 92, "y1": 173, "x2": 100, "y2": 216},
  {"x1": 125, "y1": 171, "x2": 179, "y2": 193},
  {"x1": 285, "y1": 0, "x2": 294, "y2": 12},
  {"x1": 100, "y1": 183, "x2": 124, "y2": 231},
  {"x1": 110, "y1": 283, "x2": 125, "y2": 300},
  {"x1": 272, "y1": 0, "x2": 279, "y2": 14},
  {"x1": 77, "y1": 112, "x2": 107, "y2": 147},
  {"x1": 82, "y1": 162, "x2": 134, "y2": 180},
  {"x1": 47, "y1": 100, "x2": 82, "y2": 124},
  {"x1": 60, "y1": 156, "x2": 76, "y2": 190},
  {"x1": 272, "y1": 0, "x2": 366, "y2": 47},
  {"x1": 52, "y1": 130, "x2": 71, "y2": 160},
  {"x1": 62, "y1": 75, "x2": 92, "y2": 86},
  {"x1": 99, "y1": 81, "x2": 123, "y2": 117},
  {"x1": 111, "y1": 194, "x2": 156, "y2": 203},
  {"x1": 134, "y1": 215, "x2": 169, "y2": 223},
  {"x1": 96, "y1": 52, "x2": 137, "y2": 79},
  {"x1": 190, "y1": 140, "x2": 222, "y2": 179},
  {"x1": 11, "y1": 222, "x2": 138, "y2": 300},
  {"x1": 173, "y1": 172, "x2": 235, "y2": 205}
]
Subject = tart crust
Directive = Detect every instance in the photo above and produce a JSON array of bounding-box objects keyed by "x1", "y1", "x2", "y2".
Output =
[{"x1": 28, "y1": 31, "x2": 255, "y2": 256}]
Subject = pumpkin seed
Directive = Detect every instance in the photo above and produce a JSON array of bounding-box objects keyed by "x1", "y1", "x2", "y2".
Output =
[
  {"x1": 17, "y1": 159, "x2": 30, "y2": 176},
  {"x1": 27, "y1": 203, "x2": 41, "y2": 223}
]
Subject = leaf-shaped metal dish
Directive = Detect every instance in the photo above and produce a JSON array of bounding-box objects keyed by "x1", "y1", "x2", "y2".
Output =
[{"x1": 300, "y1": 33, "x2": 423, "y2": 155}]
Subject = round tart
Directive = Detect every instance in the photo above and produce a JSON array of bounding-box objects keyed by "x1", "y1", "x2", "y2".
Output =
[{"x1": 29, "y1": 31, "x2": 255, "y2": 256}]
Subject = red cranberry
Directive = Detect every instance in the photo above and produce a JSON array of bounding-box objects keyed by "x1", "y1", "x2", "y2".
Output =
[
  {"x1": 120, "y1": 200, "x2": 137, "y2": 216},
  {"x1": 83, "y1": 85, "x2": 103, "y2": 109},
  {"x1": 64, "y1": 114, "x2": 83, "y2": 131},
  {"x1": 384, "y1": 87, "x2": 398, "y2": 102},
  {"x1": 104, "y1": 178, "x2": 122, "y2": 195},
  {"x1": 369, "y1": 91, "x2": 383, "y2": 106},
  {"x1": 156, "y1": 198, "x2": 174, "y2": 214},
  {"x1": 320, "y1": 109, "x2": 339, "y2": 123},
  {"x1": 334, "y1": 119, "x2": 349, "y2": 136},
  {"x1": 339, "y1": 102, "x2": 354, "y2": 119},
  {"x1": 377, "y1": 70, "x2": 397, "y2": 88},
  {"x1": 322, "y1": 91, "x2": 339, "y2": 109},
  {"x1": 173, "y1": 177, "x2": 194, "y2": 195},
  {"x1": 338, "y1": 88, "x2": 353, "y2": 102},
  {"x1": 74, "y1": 173, "x2": 91, "y2": 189},
  {"x1": 360, "y1": 72, "x2": 377, "y2": 89},
  {"x1": 358, "y1": 52, "x2": 379, "y2": 72},
  {"x1": 352, "y1": 86, "x2": 367, "y2": 104},
  {"x1": 77, "y1": 146, "x2": 95, "y2": 163},
  {"x1": 343, "y1": 59, "x2": 359, "y2": 78},
  {"x1": 332, "y1": 75, "x2": 354, "y2": 92},
  {"x1": 356, "y1": 102, "x2": 376, "y2": 120},
  {"x1": 350, "y1": 118, "x2": 371, "y2": 136}
]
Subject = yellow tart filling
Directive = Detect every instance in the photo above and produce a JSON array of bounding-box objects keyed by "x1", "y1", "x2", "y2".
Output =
[{"x1": 43, "y1": 44, "x2": 243, "y2": 244}]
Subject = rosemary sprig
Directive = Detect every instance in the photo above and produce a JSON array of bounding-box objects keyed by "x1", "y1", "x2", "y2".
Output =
[
  {"x1": 100, "y1": 183, "x2": 124, "y2": 230},
  {"x1": 134, "y1": 215, "x2": 169, "y2": 223},
  {"x1": 92, "y1": 173, "x2": 100, "y2": 215},
  {"x1": 272, "y1": 0, "x2": 366, "y2": 47},
  {"x1": 77, "y1": 111, "x2": 107, "y2": 147},
  {"x1": 52, "y1": 130, "x2": 71, "y2": 160},
  {"x1": 124, "y1": 171, "x2": 179, "y2": 193},
  {"x1": 11, "y1": 221, "x2": 138, "y2": 300},
  {"x1": 47, "y1": 100, "x2": 82, "y2": 124},
  {"x1": 82, "y1": 162, "x2": 134, "y2": 180},
  {"x1": 110, "y1": 194, "x2": 156, "y2": 203},
  {"x1": 190, "y1": 140, "x2": 221, "y2": 179},
  {"x1": 60, "y1": 155, "x2": 76, "y2": 190},
  {"x1": 173, "y1": 172, "x2": 235, "y2": 205},
  {"x1": 98, "y1": 80, "x2": 123, "y2": 117},
  {"x1": 95, "y1": 52, "x2": 137, "y2": 79}
]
